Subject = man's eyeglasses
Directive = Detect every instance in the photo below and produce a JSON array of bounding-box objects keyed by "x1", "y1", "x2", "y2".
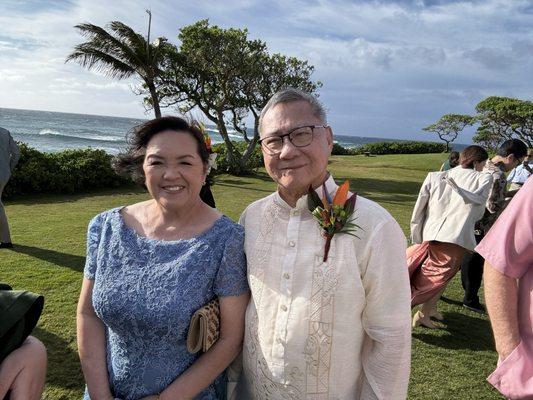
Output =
[{"x1": 259, "y1": 125, "x2": 328, "y2": 155}]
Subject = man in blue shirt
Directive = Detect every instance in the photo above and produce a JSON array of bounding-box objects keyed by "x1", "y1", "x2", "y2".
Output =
[{"x1": 507, "y1": 148, "x2": 532, "y2": 191}]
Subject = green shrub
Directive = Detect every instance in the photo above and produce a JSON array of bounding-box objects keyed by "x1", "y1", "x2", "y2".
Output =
[
  {"x1": 352, "y1": 141, "x2": 446, "y2": 155},
  {"x1": 332, "y1": 142, "x2": 356, "y2": 155},
  {"x1": 4, "y1": 143, "x2": 131, "y2": 199},
  {"x1": 212, "y1": 141, "x2": 264, "y2": 173}
]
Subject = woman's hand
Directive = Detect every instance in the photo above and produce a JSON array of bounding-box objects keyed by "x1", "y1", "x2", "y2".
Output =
[
  {"x1": 0, "y1": 336, "x2": 47, "y2": 400},
  {"x1": 443, "y1": 176, "x2": 459, "y2": 190}
]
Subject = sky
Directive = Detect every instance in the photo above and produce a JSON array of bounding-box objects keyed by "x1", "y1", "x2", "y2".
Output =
[{"x1": 1, "y1": 0, "x2": 533, "y2": 142}]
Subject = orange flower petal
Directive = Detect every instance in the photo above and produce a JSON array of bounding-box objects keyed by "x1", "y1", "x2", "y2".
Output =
[{"x1": 333, "y1": 180, "x2": 350, "y2": 206}]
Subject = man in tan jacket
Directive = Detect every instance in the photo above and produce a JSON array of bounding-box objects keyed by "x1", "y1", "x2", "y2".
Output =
[{"x1": 0, "y1": 127, "x2": 20, "y2": 248}]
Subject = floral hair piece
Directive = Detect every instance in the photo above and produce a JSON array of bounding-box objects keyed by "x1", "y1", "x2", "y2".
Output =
[{"x1": 198, "y1": 122, "x2": 218, "y2": 175}]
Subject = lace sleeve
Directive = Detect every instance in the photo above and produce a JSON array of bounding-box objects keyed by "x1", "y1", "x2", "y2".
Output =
[
  {"x1": 84, "y1": 213, "x2": 105, "y2": 280},
  {"x1": 214, "y1": 225, "x2": 249, "y2": 297}
]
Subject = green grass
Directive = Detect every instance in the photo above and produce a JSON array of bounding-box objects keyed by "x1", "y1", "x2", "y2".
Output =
[{"x1": 1, "y1": 154, "x2": 501, "y2": 399}]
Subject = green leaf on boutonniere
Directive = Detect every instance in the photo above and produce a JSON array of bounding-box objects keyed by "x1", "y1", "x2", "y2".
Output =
[
  {"x1": 307, "y1": 185, "x2": 323, "y2": 213},
  {"x1": 345, "y1": 193, "x2": 357, "y2": 216}
]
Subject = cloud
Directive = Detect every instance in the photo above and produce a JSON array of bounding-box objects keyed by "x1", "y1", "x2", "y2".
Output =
[
  {"x1": 463, "y1": 47, "x2": 511, "y2": 70},
  {"x1": 0, "y1": 0, "x2": 532, "y2": 142}
]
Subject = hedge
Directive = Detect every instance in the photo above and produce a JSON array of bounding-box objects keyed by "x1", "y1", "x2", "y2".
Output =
[
  {"x1": 3, "y1": 139, "x2": 446, "y2": 198},
  {"x1": 351, "y1": 141, "x2": 446, "y2": 155},
  {"x1": 3, "y1": 143, "x2": 131, "y2": 199}
]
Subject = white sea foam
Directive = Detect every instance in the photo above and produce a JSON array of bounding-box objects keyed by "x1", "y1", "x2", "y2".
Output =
[{"x1": 38, "y1": 129, "x2": 124, "y2": 142}]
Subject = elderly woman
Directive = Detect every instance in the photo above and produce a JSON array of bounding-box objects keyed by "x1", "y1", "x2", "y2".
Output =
[
  {"x1": 408, "y1": 145, "x2": 492, "y2": 328},
  {"x1": 77, "y1": 117, "x2": 249, "y2": 400}
]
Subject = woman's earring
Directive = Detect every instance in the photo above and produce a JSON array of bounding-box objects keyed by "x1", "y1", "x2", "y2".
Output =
[{"x1": 202, "y1": 181, "x2": 206, "y2": 186}]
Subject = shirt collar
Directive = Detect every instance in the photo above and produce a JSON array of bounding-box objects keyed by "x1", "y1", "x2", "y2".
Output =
[{"x1": 274, "y1": 173, "x2": 339, "y2": 212}]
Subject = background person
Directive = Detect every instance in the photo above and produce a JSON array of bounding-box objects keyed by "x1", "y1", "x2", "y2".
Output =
[
  {"x1": 0, "y1": 283, "x2": 46, "y2": 400},
  {"x1": 478, "y1": 177, "x2": 533, "y2": 399},
  {"x1": 0, "y1": 336, "x2": 47, "y2": 400},
  {"x1": 439, "y1": 150, "x2": 460, "y2": 171},
  {"x1": 0, "y1": 127, "x2": 20, "y2": 249},
  {"x1": 506, "y1": 148, "x2": 532, "y2": 191},
  {"x1": 409, "y1": 145, "x2": 492, "y2": 328},
  {"x1": 77, "y1": 116, "x2": 249, "y2": 400},
  {"x1": 461, "y1": 139, "x2": 529, "y2": 313}
]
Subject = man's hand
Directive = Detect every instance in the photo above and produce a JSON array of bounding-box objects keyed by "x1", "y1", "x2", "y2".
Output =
[{"x1": 0, "y1": 336, "x2": 47, "y2": 400}]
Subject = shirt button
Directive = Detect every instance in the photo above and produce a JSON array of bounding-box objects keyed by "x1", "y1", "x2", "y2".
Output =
[
  {"x1": 281, "y1": 305, "x2": 288, "y2": 311},
  {"x1": 289, "y1": 241, "x2": 295, "y2": 247},
  {"x1": 276, "y1": 337, "x2": 283, "y2": 344},
  {"x1": 283, "y1": 273, "x2": 290, "y2": 279},
  {"x1": 292, "y1": 210, "x2": 299, "y2": 216}
]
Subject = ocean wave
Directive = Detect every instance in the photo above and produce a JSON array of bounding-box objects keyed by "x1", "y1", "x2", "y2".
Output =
[
  {"x1": 38, "y1": 129, "x2": 125, "y2": 143},
  {"x1": 205, "y1": 127, "x2": 247, "y2": 140}
]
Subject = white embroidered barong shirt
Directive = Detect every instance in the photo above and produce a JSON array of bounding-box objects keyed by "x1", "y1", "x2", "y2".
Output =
[{"x1": 234, "y1": 176, "x2": 412, "y2": 400}]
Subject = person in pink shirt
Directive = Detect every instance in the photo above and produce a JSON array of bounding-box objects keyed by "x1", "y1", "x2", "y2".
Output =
[{"x1": 477, "y1": 176, "x2": 533, "y2": 399}]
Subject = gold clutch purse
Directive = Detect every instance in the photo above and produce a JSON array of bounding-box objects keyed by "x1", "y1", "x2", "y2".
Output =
[{"x1": 186, "y1": 298, "x2": 220, "y2": 354}]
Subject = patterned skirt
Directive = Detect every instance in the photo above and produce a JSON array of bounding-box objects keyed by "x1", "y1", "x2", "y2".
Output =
[{"x1": 407, "y1": 240, "x2": 466, "y2": 307}]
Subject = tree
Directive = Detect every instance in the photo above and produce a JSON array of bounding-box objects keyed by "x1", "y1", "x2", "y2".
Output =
[
  {"x1": 423, "y1": 114, "x2": 476, "y2": 152},
  {"x1": 472, "y1": 127, "x2": 504, "y2": 152},
  {"x1": 474, "y1": 96, "x2": 533, "y2": 149},
  {"x1": 66, "y1": 18, "x2": 169, "y2": 118},
  {"x1": 156, "y1": 20, "x2": 321, "y2": 175}
]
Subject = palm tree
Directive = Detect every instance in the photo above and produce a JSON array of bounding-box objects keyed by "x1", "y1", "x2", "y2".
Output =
[{"x1": 66, "y1": 20, "x2": 167, "y2": 118}]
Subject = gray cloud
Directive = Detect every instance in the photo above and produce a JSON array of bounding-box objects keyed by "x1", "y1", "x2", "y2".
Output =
[
  {"x1": 463, "y1": 47, "x2": 511, "y2": 70},
  {"x1": 0, "y1": 0, "x2": 532, "y2": 143}
]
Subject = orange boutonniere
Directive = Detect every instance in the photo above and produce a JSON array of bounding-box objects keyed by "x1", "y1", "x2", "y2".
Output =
[{"x1": 307, "y1": 180, "x2": 360, "y2": 262}]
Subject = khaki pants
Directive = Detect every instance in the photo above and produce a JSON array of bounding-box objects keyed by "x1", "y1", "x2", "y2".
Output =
[{"x1": 0, "y1": 180, "x2": 11, "y2": 243}]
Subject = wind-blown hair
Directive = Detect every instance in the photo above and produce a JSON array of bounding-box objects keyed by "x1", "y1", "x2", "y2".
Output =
[
  {"x1": 113, "y1": 116, "x2": 209, "y2": 185},
  {"x1": 497, "y1": 139, "x2": 528, "y2": 159}
]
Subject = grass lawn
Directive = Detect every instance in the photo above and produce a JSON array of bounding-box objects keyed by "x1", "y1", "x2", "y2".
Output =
[{"x1": 1, "y1": 153, "x2": 501, "y2": 399}]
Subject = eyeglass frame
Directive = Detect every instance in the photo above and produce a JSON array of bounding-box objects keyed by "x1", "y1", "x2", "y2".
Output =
[{"x1": 258, "y1": 124, "x2": 329, "y2": 155}]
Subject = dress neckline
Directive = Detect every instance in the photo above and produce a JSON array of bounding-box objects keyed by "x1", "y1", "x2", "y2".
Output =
[{"x1": 115, "y1": 206, "x2": 227, "y2": 244}]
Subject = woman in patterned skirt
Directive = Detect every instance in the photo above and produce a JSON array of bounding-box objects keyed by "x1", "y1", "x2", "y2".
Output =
[{"x1": 408, "y1": 145, "x2": 492, "y2": 328}]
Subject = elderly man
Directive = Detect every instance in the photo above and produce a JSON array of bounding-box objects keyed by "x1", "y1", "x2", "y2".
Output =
[
  {"x1": 0, "y1": 127, "x2": 20, "y2": 249},
  {"x1": 233, "y1": 88, "x2": 411, "y2": 399},
  {"x1": 477, "y1": 177, "x2": 533, "y2": 399}
]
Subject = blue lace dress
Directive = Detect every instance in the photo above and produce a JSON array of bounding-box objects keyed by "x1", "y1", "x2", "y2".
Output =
[{"x1": 82, "y1": 207, "x2": 249, "y2": 400}]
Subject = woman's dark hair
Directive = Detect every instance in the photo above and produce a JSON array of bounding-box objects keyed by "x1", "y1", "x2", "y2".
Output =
[
  {"x1": 459, "y1": 145, "x2": 489, "y2": 169},
  {"x1": 497, "y1": 139, "x2": 528, "y2": 159},
  {"x1": 113, "y1": 116, "x2": 210, "y2": 185},
  {"x1": 448, "y1": 151, "x2": 460, "y2": 168}
]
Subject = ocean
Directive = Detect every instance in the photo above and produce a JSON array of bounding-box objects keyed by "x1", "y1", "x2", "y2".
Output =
[{"x1": 0, "y1": 107, "x2": 439, "y2": 154}]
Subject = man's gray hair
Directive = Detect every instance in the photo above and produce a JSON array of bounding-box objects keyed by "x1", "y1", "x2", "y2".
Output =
[{"x1": 259, "y1": 88, "x2": 327, "y2": 133}]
